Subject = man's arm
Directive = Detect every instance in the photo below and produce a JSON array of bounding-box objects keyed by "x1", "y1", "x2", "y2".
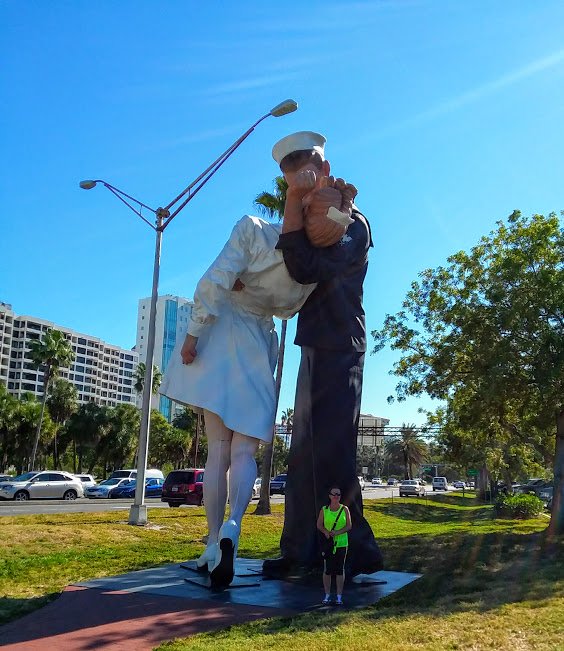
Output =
[{"x1": 277, "y1": 215, "x2": 369, "y2": 285}]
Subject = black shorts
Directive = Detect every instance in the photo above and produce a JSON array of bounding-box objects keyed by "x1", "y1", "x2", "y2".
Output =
[{"x1": 324, "y1": 546, "x2": 347, "y2": 576}]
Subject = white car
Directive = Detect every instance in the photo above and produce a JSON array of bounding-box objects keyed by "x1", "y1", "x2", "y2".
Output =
[
  {"x1": 432, "y1": 476, "x2": 449, "y2": 491},
  {"x1": 252, "y1": 477, "x2": 262, "y2": 498},
  {"x1": 74, "y1": 474, "x2": 97, "y2": 491},
  {"x1": 85, "y1": 477, "x2": 130, "y2": 498},
  {"x1": 399, "y1": 479, "x2": 426, "y2": 497},
  {"x1": 0, "y1": 471, "x2": 84, "y2": 501},
  {"x1": 371, "y1": 477, "x2": 383, "y2": 485},
  {"x1": 358, "y1": 476, "x2": 366, "y2": 490}
]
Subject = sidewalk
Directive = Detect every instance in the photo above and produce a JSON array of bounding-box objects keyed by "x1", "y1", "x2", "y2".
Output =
[{"x1": 0, "y1": 560, "x2": 420, "y2": 650}]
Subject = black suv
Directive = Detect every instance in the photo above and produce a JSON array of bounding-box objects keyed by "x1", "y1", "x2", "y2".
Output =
[{"x1": 269, "y1": 474, "x2": 287, "y2": 496}]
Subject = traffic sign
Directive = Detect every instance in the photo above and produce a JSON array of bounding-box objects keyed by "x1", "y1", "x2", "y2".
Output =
[{"x1": 467, "y1": 469, "x2": 478, "y2": 476}]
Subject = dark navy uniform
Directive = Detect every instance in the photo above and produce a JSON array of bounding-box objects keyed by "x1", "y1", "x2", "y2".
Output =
[{"x1": 272, "y1": 210, "x2": 384, "y2": 575}]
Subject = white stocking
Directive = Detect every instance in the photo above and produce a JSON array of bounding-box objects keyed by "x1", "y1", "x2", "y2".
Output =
[
  {"x1": 228, "y1": 431, "x2": 259, "y2": 527},
  {"x1": 203, "y1": 410, "x2": 232, "y2": 544}
]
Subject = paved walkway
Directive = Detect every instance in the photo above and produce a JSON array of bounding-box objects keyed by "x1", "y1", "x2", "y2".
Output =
[{"x1": 0, "y1": 561, "x2": 421, "y2": 650}]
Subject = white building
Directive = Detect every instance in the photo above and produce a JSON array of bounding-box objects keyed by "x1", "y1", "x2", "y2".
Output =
[
  {"x1": 358, "y1": 413, "x2": 389, "y2": 450},
  {"x1": 1, "y1": 303, "x2": 138, "y2": 407},
  {"x1": 135, "y1": 294, "x2": 194, "y2": 421}
]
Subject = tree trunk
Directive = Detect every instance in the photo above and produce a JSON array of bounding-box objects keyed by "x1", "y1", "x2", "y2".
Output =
[
  {"x1": 548, "y1": 408, "x2": 564, "y2": 536},
  {"x1": 29, "y1": 368, "x2": 50, "y2": 471},
  {"x1": 478, "y1": 465, "x2": 491, "y2": 501},
  {"x1": 254, "y1": 320, "x2": 287, "y2": 515},
  {"x1": 194, "y1": 414, "x2": 201, "y2": 468}
]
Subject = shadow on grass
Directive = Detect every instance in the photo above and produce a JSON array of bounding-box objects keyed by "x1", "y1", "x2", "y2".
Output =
[
  {"x1": 426, "y1": 492, "x2": 484, "y2": 507},
  {"x1": 364, "y1": 499, "x2": 493, "y2": 524},
  {"x1": 237, "y1": 528, "x2": 563, "y2": 640},
  {"x1": 0, "y1": 594, "x2": 58, "y2": 626}
]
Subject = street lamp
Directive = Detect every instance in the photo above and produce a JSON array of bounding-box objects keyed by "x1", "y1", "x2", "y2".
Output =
[{"x1": 80, "y1": 99, "x2": 298, "y2": 525}]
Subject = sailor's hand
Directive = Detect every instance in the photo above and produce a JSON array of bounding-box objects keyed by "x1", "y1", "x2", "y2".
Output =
[
  {"x1": 181, "y1": 334, "x2": 198, "y2": 364},
  {"x1": 286, "y1": 169, "x2": 318, "y2": 200}
]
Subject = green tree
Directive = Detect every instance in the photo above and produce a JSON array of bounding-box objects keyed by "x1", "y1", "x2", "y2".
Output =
[
  {"x1": 64, "y1": 403, "x2": 109, "y2": 473},
  {"x1": 372, "y1": 210, "x2": 564, "y2": 533},
  {"x1": 356, "y1": 444, "x2": 381, "y2": 478},
  {"x1": 46, "y1": 379, "x2": 78, "y2": 469},
  {"x1": 281, "y1": 407, "x2": 294, "y2": 434},
  {"x1": 10, "y1": 394, "x2": 55, "y2": 473},
  {"x1": 254, "y1": 176, "x2": 287, "y2": 221},
  {"x1": 0, "y1": 384, "x2": 18, "y2": 472},
  {"x1": 27, "y1": 329, "x2": 74, "y2": 470},
  {"x1": 253, "y1": 177, "x2": 288, "y2": 515},
  {"x1": 149, "y1": 409, "x2": 192, "y2": 469},
  {"x1": 133, "y1": 362, "x2": 162, "y2": 395},
  {"x1": 96, "y1": 404, "x2": 140, "y2": 474},
  {"x1": 384, "y1": 424, "x2": 428, "y2": 479},
  {"x1": 173, "y1": 407, "x2": 201, "y2": 467}
]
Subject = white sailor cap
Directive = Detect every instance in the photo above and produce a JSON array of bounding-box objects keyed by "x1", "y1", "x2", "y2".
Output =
[{"x1": 272, "y1": 131, "x2": 326, "y2": 166}]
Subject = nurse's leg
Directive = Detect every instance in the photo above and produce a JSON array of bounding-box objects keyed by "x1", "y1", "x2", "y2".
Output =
[
  {"x1": 228, "y1": 431, "x2": 259, "y2": 525},
  {"x1": 199, "y1": 409, "x2": 232, "y2": 567},
  {"x1": 210, "y1": 431, "x2": 258, "y2": 587}
]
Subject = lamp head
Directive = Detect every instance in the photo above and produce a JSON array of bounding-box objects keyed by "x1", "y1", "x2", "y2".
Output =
[
  {"x1": 79, "y1": 180, "x2": 97, "y2": 190},
  {"x1": 270, "y1": 99, "x2": 298, "y2": 117}
]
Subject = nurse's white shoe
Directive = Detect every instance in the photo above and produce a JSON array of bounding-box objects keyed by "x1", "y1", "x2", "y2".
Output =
[
  {"x1": 209, "y1": 519, "x2": 239, "y2": 589},
  {"x1": 196, "y1": 543, "x2": 218, "y2": 572}
]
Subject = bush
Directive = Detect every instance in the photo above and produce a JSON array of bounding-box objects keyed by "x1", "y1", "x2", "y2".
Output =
[{"x1": 494, "y1": 492, "x2": 544, "y2": 519}]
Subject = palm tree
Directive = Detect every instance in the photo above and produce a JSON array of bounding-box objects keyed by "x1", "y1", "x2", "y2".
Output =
[
  {"x1": 254, "y1": 176, "x2": 287, "y2": 221},
  {"x1": 28, "y1": 329, "x2": 74, "y2": 470},
  {"x1": 134, "y1": 362, "x2": 162, "y2": 395},
  {"x1": 253, "y1": 176, "x2": 288, "y2": 515},
  {"x1": 47, "y1": 378, "x2": 78, "y2": 469},
  {"x1": 384, "y1": 423, "x2": 428, "y2": 479}
]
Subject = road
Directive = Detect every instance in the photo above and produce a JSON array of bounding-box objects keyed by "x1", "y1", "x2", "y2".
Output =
[{"x1": 0, "y1": 485, "x2": 460, "y2": 516}]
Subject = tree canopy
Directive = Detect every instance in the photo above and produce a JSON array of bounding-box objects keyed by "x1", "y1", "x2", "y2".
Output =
[{"x1": 372, "y1": 210, "x2": 564, "y2": 533}]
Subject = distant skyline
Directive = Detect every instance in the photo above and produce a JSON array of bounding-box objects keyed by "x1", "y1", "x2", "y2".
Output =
[{"x1": 2, "y1": 1, "x2": 563, "y2": 426}]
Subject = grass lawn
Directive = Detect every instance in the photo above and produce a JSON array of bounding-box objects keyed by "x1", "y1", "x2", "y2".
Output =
[{"x1": 1, "y1": 494, "x2": 563, "y2": 650}]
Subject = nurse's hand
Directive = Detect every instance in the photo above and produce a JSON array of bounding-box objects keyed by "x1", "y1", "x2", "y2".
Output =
[{"x1": 181, "y1": 334, "x2": 198, "y2": 364}]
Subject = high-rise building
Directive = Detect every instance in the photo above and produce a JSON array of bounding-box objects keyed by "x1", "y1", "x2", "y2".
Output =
[
  {"x1": 135, "y1": 294, "x2": 193, "y2": 421},
  {"x1": 1, "y1": 302, "x2": 138, "y2": 407},
  {"x1": 0, "y1": 302, "x2": 15, "y2": 387}
]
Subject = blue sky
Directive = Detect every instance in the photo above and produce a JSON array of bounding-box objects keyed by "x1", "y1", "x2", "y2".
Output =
[{"x1": 1, "y1": 1, "x2": 563, "y2": 425}]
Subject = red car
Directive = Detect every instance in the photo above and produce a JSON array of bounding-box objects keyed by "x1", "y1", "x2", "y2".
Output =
[{"x1": 161, "y1": 468, "x2": 204, "y2": 507}]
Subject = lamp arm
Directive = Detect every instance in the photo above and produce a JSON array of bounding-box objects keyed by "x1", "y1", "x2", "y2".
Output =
[
  {"x1": 161, "y1": 112, "x2": 271, "y2": 225},
  {"x1": 104, "y1": 185, "x2": 157, "y2": 230}
]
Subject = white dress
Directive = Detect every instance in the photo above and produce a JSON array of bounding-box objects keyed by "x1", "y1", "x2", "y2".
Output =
[{"x1": 159, "y1": 215, "x2": 316, "y2": 442}]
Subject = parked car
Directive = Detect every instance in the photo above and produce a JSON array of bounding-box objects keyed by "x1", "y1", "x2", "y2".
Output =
[
  {"x1": 538, "y1": 487, "x2": 553, "y2": 509},
  {"x1": 358, "y1": 476, "x2": 366, "y2": 490},
  {"x1": 453, "y1": 480, "x2": 467, "y2": 489},
  {"x1": 270, "y1": 473, "x2": 287, "y2": 495},
  {"x1": 0, "y1": 474, "x2": 14, "y2": 483},
  {"x1": 432, "y1": 476, "x2": 449, "y2": 491},
  {"x1": 514, "y1": 479, "x2": 551, "y2": 497},
  {"x1": 252, "y1": 477, "x2": 262, "y2": 498},
  {"x1": 161, "y1": 468, "x2": 205, "y2": 507},
  {"x1": 399, "y1": 479, "x2": 426, "y2": 497},
  {"x1": 387, "y1": 478, "x2": 399, "y2": 486},
  {"x1": 74, "y1": 474, "x2": 96, "y2": 491},
  {"x1": 110, "y1": 477, "x2": 164, "y2": 499},
  {"x1": 0, "y1": 471, "x2": 84, "y2": 501},
  {"x1": 371, "y1": 477, "x2": 383, "y2": 485},
  {"x1": 109, "y1": 468, "x2": 164, "y2": 481},
  {"x1": 85, "y1": 477, "x2": 130, "y2": 499}
]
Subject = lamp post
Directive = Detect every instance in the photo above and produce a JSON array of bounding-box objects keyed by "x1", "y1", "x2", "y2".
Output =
[{"x1": 81, "y1": 99, "x2": 297, "y2": 525}]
